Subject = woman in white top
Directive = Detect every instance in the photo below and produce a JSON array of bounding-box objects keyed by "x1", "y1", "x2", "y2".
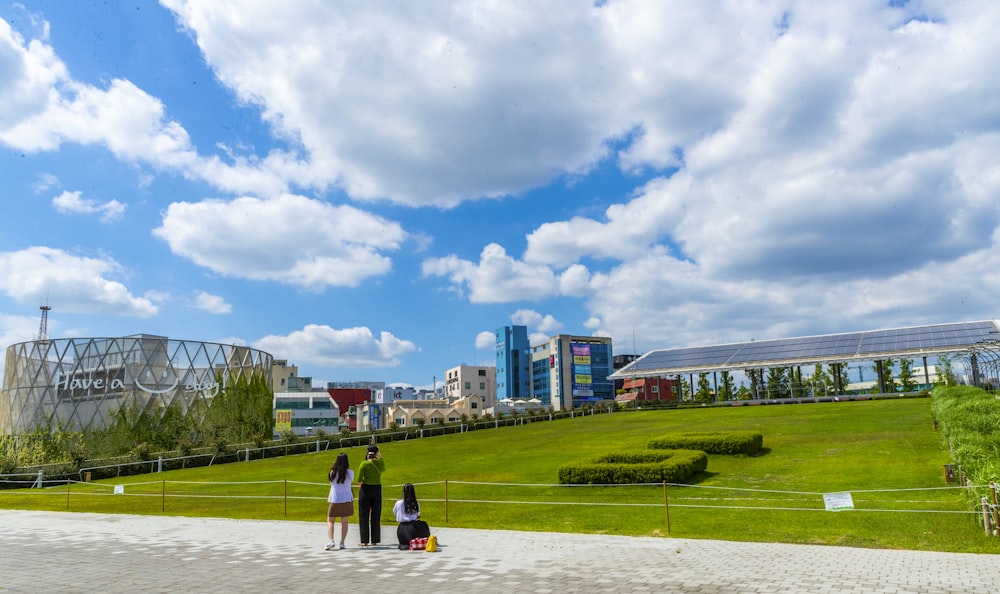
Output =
[
  {"x1": 326, "y1": 453, "x2": 354, "y2": 550},
  {"x1": 393, "y1": 483, "x2": 430, "y2": 549}
]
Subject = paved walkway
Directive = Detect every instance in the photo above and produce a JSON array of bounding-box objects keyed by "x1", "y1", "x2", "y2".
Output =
[{"x1": 0, "y1": 510, "x2": 997, "y2": 593}]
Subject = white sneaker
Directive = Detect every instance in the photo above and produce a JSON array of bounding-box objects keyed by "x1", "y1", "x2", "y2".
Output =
[{"x1": 325, "y1": 541, "x2": 336, "y2": 551}]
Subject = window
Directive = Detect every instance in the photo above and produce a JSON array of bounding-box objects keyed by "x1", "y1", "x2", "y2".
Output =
[
  {"x1": 652, "y1": 385, "x2": 659, "y2": 393},
  {"x1": 478, "y1": 369, "x2": 486, "y2": 376},
  {"x1": 464, "y1": 382, "x2": 471, "y2": 389},
  {"x1": 480, "y1": 382, "x2": 486, "y2": 389},
  {"x1": 395, "y1": 417, "x2": 406, "y2": 426},
  {"x1": 471, "y1": 402, "x2": 478, "y2": 409}
]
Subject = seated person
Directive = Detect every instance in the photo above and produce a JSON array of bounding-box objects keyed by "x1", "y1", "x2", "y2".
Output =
[{"x1": 393, "y1": 483, "x2": 430, "y2": 550}]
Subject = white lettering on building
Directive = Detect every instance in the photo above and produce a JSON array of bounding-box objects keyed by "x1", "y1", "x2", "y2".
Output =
[
  {"x1": 55, "y1": 372, "x2": 222, "y2": 396},
  {"x1": 55, "y1": 373, "x2": 125, "y2": 392}
]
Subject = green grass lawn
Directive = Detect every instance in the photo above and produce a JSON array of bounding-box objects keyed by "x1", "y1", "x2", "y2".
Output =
[{"x1": 3, "y1": 397, "x2": 999, "y2": 553}]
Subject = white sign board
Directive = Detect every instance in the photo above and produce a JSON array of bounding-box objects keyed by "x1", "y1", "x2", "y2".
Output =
[
  {"x1": 823, "y1": 491, "x2": 854, "y2": 511},
  {"x1": 113, "y1": 485, "x2": 124, "y2": 495}
]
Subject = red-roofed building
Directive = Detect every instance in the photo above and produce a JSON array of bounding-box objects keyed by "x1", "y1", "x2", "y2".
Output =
[
  {"x1": 327, "y1": 388, "x2": 372, "y2": 431},
  {"x1": 616, "y1": 377, "x2": 678, "y2": 403}
]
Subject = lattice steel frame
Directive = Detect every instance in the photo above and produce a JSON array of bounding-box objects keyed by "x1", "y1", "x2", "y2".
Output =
[{"x1": 1, "y1": 334, "x2": 273, "y2": 435}]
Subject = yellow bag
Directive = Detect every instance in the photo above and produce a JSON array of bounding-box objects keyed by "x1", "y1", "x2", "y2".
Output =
[{"x1": 426, "y1": 534, "x2": 438, "y2": 552}]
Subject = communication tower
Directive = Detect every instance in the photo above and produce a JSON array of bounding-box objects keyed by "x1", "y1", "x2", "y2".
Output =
[{"x1": 38, "y1": 303, "x2": 51, "y2": 342}]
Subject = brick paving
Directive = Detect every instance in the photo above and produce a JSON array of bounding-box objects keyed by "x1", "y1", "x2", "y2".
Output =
[{"x1": 0, "y1": 510, "x2": 997, "y2": 593}]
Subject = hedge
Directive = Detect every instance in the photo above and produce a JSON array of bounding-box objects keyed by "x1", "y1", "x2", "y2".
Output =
[
  {"x1": 647, "y1": 431, "x2": 763, "y2": 455},
  {"x1": 930, "y1": 385, "x2": 1000, "y2": 509},
  {"x1": 558, "y1": 449, "x2": 708, "y2": 484}
]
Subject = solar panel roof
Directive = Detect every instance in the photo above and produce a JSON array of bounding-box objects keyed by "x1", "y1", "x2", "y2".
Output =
[{"x1": 610, "y1": 320, "x2": 1000, "y2": 378}]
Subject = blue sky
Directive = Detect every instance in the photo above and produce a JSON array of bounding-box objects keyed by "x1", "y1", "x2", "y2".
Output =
[{"x1": 2, "y1": 1, "x2": 999, "y2": 389}]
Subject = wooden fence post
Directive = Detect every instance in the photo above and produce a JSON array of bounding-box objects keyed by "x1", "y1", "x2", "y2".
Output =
[
  {"x1": 991, "y1": 482, "x2": 999, "y2": 537},
  {"x1": 663, "y1": 481, "x2": 671, "y2": 534}
]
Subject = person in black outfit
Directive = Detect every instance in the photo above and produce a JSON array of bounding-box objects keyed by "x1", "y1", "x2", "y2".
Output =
[{"x1": 356, "y1": 444, "x2": 385, "y2": 547}]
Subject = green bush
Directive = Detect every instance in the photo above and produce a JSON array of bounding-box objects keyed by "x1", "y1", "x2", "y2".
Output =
[
  {"x1": 132, "y1": 442, "x2": 152, "y2": 462},
  {"x1": 648, "y1": 431, "x2": 763, "y2": 455},
  {"x1": 930, "y1": 385, "x2": 1000, "y2": 509},
  {"x1": 558, "y1": 449, "x2": 707, "y2": 484}
]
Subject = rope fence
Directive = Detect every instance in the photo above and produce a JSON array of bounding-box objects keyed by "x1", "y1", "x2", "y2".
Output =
[{"x1": 3, "y1": 478, "x2": 995, "y2": 537}]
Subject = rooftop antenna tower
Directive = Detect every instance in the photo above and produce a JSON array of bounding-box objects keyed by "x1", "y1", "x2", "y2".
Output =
[{"x1": 37, "y1": 302, "x2": 52, "y2": 342}]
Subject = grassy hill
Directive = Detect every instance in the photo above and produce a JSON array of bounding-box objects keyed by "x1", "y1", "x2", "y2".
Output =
[{"x1": 3, "y1": 397, "x2": 998, "y2": 553}]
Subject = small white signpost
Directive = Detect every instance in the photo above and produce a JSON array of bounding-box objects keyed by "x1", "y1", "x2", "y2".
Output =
[{"x1": 823, "y1": 491, "x2": 854, "y2": 511}]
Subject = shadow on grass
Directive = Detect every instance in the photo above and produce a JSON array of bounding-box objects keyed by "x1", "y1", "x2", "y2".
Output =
[{"x1": 684, "y1": 471, "x2": 719, "y2": 484}]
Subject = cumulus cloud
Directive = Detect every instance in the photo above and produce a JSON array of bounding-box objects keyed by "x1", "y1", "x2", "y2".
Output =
[
  {"x1": 154, "y1": 194, "x2": 406, "y2": 290},
  {"x1": 193, "y1": 291, "x2": 232, "y2": 314},
  {"x1": 0, "y1": 313, "x2": 42, "y2": 347},
  {"x1": 582, "y1": 230, "x2": 1000, "y2": 351},
  {"x1": 161, "y1": 0, "x2": 633, "y2": 206},
  {"x1": 422, "y1": 1, "x2": 1000, "y2": 351},
  {"x1": 510, "y1": 309, "x2": 562, "y2": 334},
  {"x1": 475, "y1": 331, "x2": 495, "y2": 350},
  {"x1": 0, "y1": 247, "x2": 158, "y2": 316},
  {"x1": 0, "y1": 19, "x2": 296, "y2": 196},
  {"x1": 52, "y1": 190, "x2": 126, "y2": 223},
  {"x1": 253, "y1": 324, "x2": 417, "y2": 368},
  {"x1": 423, "y1": 243, "x2": 596, "y2": 303},
  {"x1": 0, "y1": 313, "x2": 42, "y2": 380}
]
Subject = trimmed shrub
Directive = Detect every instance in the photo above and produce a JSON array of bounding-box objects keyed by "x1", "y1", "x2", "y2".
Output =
[
  {"x1": 558, "y1": 449, "x2": 707, "y2": 484},
  {"x1": 648, "y1": 431, "x2": 763, "y2": 455}
]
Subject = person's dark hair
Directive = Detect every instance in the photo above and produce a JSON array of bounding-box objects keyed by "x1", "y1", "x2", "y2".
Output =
[
  {"x1": 329, "y1": 453, "x2": 350, "y2": 484},
  {"x1": 402, "y1": 483, "x2": 419, "y2": 515}
]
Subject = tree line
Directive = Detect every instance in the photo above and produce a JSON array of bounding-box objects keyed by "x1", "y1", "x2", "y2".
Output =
[{"x1": 680, "y1": 357, "x2": 958, "y2": 402}]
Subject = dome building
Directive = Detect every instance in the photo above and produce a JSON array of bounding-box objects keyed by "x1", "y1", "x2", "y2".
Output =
[{"x1": 1, "y1": 334, "x2": 272, "y2": 435}]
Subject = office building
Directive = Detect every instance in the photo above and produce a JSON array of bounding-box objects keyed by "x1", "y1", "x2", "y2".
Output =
[
  {"x1": 444, "y1": 364, "x2": 496, "y2": 408},
  {"x1": 495, "y1": 325, "x2": 531, "y2": 401},
  {"x1": 530, "y1": 335, "x2": 614, "y2": 410}
]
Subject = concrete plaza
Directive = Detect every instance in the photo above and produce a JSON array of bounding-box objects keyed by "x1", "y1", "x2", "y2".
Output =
[{"x1": 0, "y1": 509, "x2": 997, "y2": 593}]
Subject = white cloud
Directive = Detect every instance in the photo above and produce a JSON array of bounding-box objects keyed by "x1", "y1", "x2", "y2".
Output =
[
  {"x1": 33, "y1": 172, "x2": 58, "y2": 192},
  {"x1": 161, "y1": 0, "x2": 635, "y2": 206},
  {"x1": 0, "y1": 247, "x2": 158, "y2": 316},
  {"x1": 52, "y1": 190, "x2": 126, "y2": 223},
  {"x1": 0, "y1": 17, "x2": 65, "y2": 130},
  {"x1": 583, "y1": 231, "x2": 1000, "y2": 352},
  {"x1": 0, "y1": 314, "x2": 42, "y2": 346},
  {"x1": 193, "y1": 291, "x2": 232, "y2": 314},
  {"x1": 0, "y1": 20, "x2": 297, "y2": 196},
  {"x1": 0, "y1": 313, "x2": 42, "y2": 380},
  {"x1": 528, "y1": 332, "x2": 549, "y2": 346},
  {"x1": 422, "y1": 244, "x2": 557, "y2": 303},
  {"x1": 510, "y1": 309, "x2": 562, "y2": 334},
  {"x1": 154, "y1": 194, "x2": 406, "y2": 291},
  {"x1": 474, "y1": 331, "x2": 495, "y2": 350},
  {"x1": 253, "y1": 324, "x2": 417, "y2": 368},
  {"x1": 416, "y1": 1, "x2": 1000, "y2": 352}
]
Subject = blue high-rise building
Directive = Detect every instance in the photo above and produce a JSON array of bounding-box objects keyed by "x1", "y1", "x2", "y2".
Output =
[{"x1": 495, "y1": 325, "x2": 531, "y2": 401}]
